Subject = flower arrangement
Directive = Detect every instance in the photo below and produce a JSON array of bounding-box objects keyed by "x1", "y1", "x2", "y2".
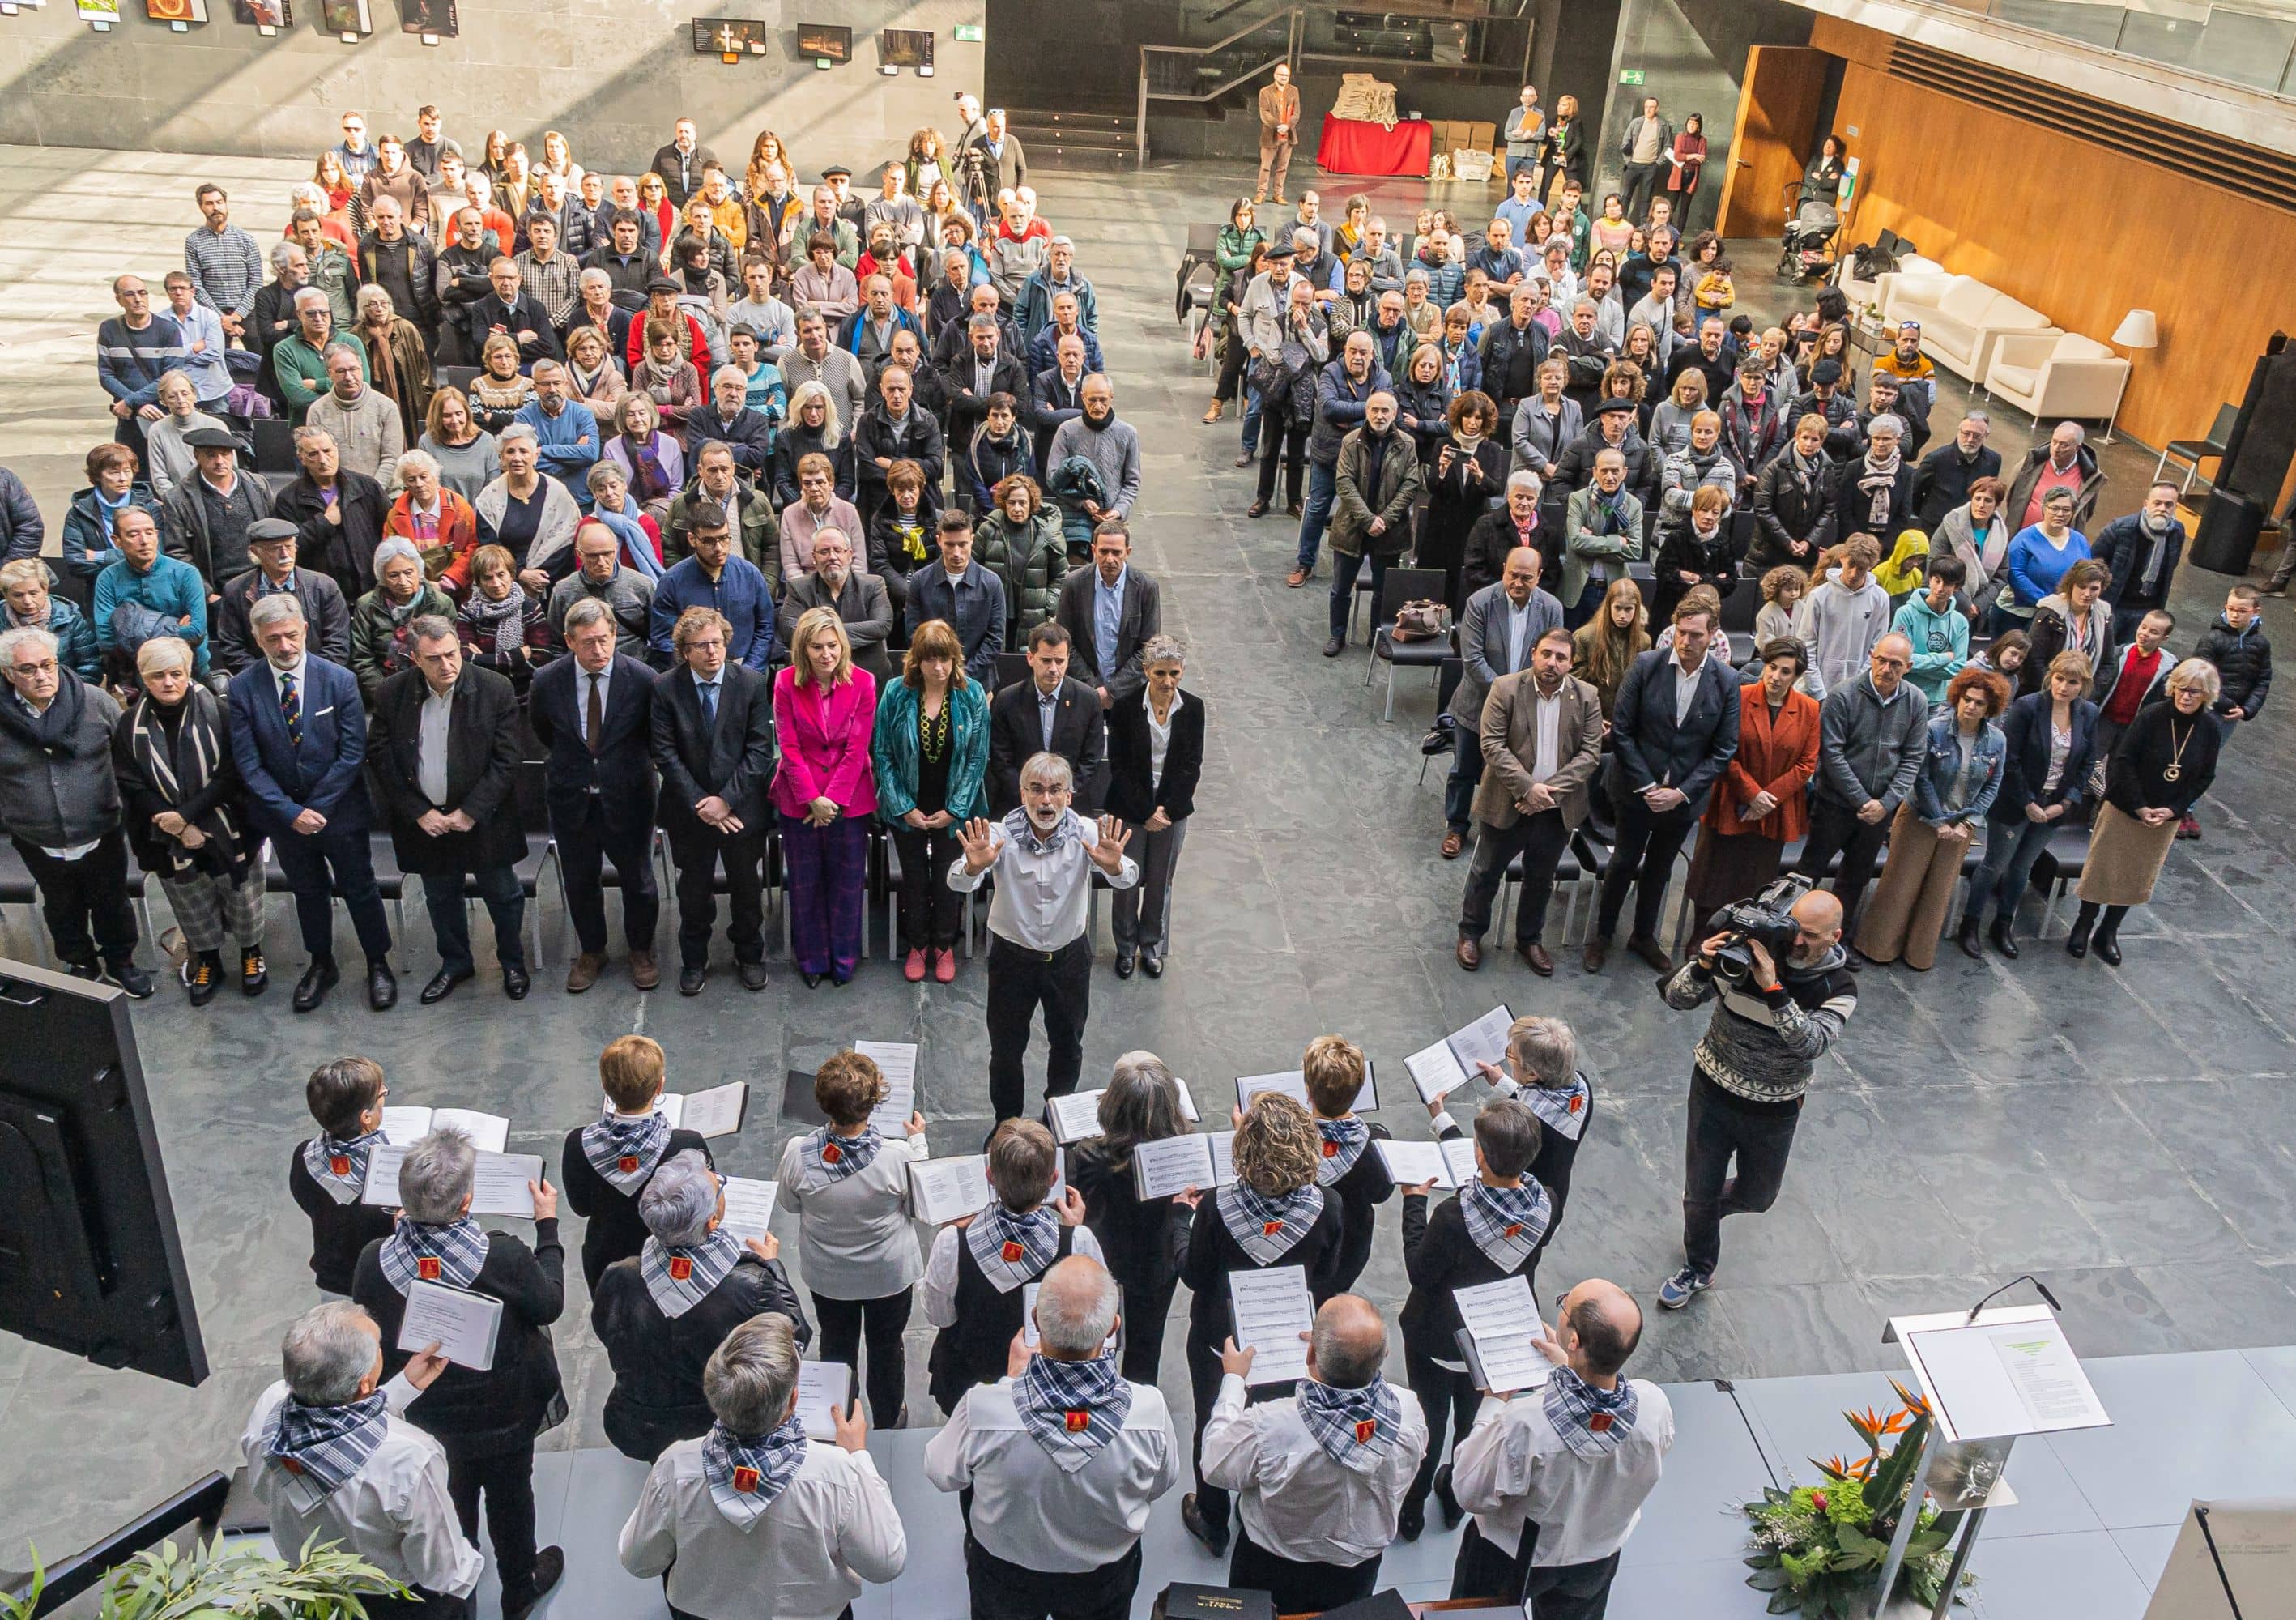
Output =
[{"x1": 1741, "y1": 1380, "x2": 1971, "y2": 1617}]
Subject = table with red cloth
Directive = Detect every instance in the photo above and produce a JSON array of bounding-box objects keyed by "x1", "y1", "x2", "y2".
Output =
[{"x1": 1316, "y1": 114, "x2": 1433, "y2": 177}]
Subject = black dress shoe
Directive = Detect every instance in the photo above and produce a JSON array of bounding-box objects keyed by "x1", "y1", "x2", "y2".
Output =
[
  {"x1": 1989, "y1": 918, "x2": 2019, "y2": 960},
  {"x1": 738, "y1": 960, "x2": 769, "y2": 991},
  {"x1": 368, "y1": 962, "x2": 398, "y2": 1011},
  {"x1": 1397, "y1": 1495, "x2": 1426, "y2": 1541},
  {"x1": 503, "y1": 1546, "x2": 564, "y2": 1620},
  {"x1": 106, "y1": 959, "x2": 155, "y2": 999},
  {"x1": 802, "y1": 970, "x2": 824, "y2": 988},
  {"x1": 2066, "y1": 917, "x2": 2091, "y2": 958},
  {"x1": 502, "y1": 963, "x2": 530, "y2": 1000},
  {"x1": 2095, "y1": 931, "x2": 2123, "y2": 967},
  {"x1": 1180, "y1": 1492, "x2": 1229, "y2": 1557},
  {"x1": 1247, "y1": 497, "x2": 1269, "y2": 518},
  {"x1": 679, "y1": 966, "x2": 707, "y2": 995},
  {"x1": 1956, "y1": 918, "x2": 1983, "y2": 961},
  {"x1": 1286, "y1": 501, "x2": 1301, "y2": 518},
  {"x1": 1114, "y1": 950, "x2": 1135, "y2": 978},
  {"x1": 420, "y1": 966, "x2": 472, "y2": 1005},
  {"x1": 1140, "y1": 944, "x2": 1164, "y2": 978},
  {"x1": 293, "y1": 959, "x2": 339, "y2": 1013},
  {"x1": 1433, "y1": 1462, "x2": 1465, "y2": 1529}
]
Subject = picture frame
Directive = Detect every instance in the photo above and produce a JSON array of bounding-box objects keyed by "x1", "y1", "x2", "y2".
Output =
[
  {"x1": 399, "y1": 0, "x2": 452, "y2": 36},
  {"x1": 147, "y1": 0, "x2": 208, "y2": 19},
  {"x1": 880, "y1": 27, "x2": 934, "y2": 70},
  {"x1": 317, "y1": 0, "x2": 368, "y2": 35},
  {"x1": 76, "y1": 0, "x2": 121, "y2": 20},
  {"x1": 692, "y1": 15, "x2": 769, "y2": 57},
  {"x1": 795, "y1": 20, "x2": 850, "y2": 62},
  {"x1": 232, "y1": 0, "x2": 289, "y2": 23}
]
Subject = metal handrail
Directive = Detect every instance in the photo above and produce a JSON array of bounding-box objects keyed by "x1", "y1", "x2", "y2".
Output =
[
  {"x1": 1137, "y1": 7, "x2": 1303, "y2": 165},
  {"x1": 1146, "y1": 4, "x2": 1301, "y2": 66}
]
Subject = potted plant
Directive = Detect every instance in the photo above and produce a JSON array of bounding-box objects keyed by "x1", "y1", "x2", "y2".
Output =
[
  {"x1": 3, "y1": 1533, "x2": 402, "y2": 1619},
  {"x1": 1741, "y1": 1380, "x2": 1973, "y2": 1618}
]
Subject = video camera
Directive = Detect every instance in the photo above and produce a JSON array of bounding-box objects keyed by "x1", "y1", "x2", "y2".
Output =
[{"x1": 1706, "y1": 873, "x2": 1813, "y2": 983}]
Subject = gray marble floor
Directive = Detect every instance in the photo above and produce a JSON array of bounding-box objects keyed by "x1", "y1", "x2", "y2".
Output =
[{"x1": 4, "y1": 147, "x2": 2295, "y2": 1582}]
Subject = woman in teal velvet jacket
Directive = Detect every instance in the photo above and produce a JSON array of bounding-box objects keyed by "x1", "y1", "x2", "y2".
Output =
[{"x1": 872, "y1": 616, "x2": 989, "y2": 981}]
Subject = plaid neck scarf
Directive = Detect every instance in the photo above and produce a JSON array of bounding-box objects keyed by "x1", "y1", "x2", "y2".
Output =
[
  {"x1": 640, "y1": 1230, "x2": 745, "y2": 1319},
  {"x1": 1314, "y1": 1116, "x2": 1370, "y2": 1187},
  {"x1": 1543, "y1": 1366, "x2": 1639, "y2": 1458},
  {"x1": 966, "y1": 1201, "x2": 1060, "y2": 1294},
  {"x1": 1297, "y1": 1375, "x2": 1403, "y2": 1475},
  {"x1": 377, "y1": 1217, "x2": 491, "y2": 1295},
  {"x1": 302, "y1": 1129, "x2": 383, "y2": 1205},
  {"x1": 582, "y1": 1106, "x2": 671, "y2": 1192},
  {"x1": 1216, "y1": 1181, "x2": 1325, "y2": 1266},
  {"x1": 1012, "y1": 1351, "x2": 1132, "y2": 1473},
  {"x1": 1519, "y1": 1073, "x2": 1589, "y2": 1143},
  {"x1": 800, "y1": 1124, "x2": 880, "y2": 1190},
  {"x1": 265, "y1": 1391, "x2": 389, "y2": 1512},
  {"x1": 1460, "y1": 1179, "x2": 1550, "y2": 1273},
  {"x1": 701, "y1": 1413, "x2": 810, "y2": 1529},
  {"x1": 1003, "y1": 805, "x2": 1078, "y2": 855}
]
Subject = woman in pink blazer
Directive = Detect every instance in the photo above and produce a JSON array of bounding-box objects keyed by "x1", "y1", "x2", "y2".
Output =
[{"x1": 773, "y1": 606, "x2": 880, "y2": 985}]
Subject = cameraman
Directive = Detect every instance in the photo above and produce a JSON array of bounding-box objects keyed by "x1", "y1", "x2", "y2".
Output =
[{"x1": 1654, "y1": 884, "x2": 1855, "y2": 1311}]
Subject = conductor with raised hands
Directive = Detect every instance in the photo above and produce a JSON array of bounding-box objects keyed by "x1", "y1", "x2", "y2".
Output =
[{"x1": 948, "y1": 751, "x2": 1139, "y2": 1121}]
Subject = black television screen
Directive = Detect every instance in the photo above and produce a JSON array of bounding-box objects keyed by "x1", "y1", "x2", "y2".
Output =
[
  {"x1": 796, "y1": 21, "x2": 850, "y2": 62},
  {"x1": 0, "y1": 962, "x2": 207, "y2": 1388}
]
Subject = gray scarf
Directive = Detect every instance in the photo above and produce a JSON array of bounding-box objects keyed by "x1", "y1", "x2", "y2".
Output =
[{"x1": 2138, "y1": 509, "x2": 2175, "y2": 595}]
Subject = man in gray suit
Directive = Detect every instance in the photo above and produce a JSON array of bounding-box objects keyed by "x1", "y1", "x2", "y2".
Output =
[
  {"x1": 1055, "y1": 520, "x2": 1162, "y2": 710},
  {"x1": 1444, "y1": 546, "x2": 1563, "y2": 858},
  {"x1": 777, "y1": 529, "x2": 893, "y2": 680},
  {"x1": 1457, "y1": 626, "x2": 1605, "y2": 976}
]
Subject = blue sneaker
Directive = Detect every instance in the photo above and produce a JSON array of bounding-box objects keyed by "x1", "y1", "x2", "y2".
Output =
[{"x1": 1657, "y1": 1266, "x2": 1711, "y2": 1310}]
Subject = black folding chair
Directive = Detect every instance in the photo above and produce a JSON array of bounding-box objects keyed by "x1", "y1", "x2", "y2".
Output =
[
  {"x1": 1365, "y1": 566, "x2": 1450, "y2": 722},
  {"x1": 251, "y1": 416, "x2": 297, "y2": 474}
]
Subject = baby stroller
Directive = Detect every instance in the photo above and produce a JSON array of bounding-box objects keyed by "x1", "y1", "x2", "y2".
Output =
[{"x1": 1777, "y1": 181, "x2": 1840, "y2": 281}]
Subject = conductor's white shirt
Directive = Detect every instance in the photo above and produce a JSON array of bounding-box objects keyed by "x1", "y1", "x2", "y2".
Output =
[
  {"x1": 617, "y1": 1437, "x2": 907, "y2": 1620},
  {"x1": 1200, "y1": 1373, "x2": 1430, "y2": 1567},
  {"x1": 946, "y1": 809, "x2": 1138, "y2": 953},
  {"x1": 922, "y1": 1375, "x2": 1178, "y2": 1571},
  {"x1": 1452, "y1": 1381, "x2": 1675, "y2": 1567},
  {"x1": 241, "y1": 1376, "x2": 483, "y2": 1599}
]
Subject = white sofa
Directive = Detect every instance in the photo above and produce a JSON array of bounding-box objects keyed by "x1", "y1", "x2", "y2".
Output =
[
  {"x1": 1840, "y1": 251, "x2": 1940, "y2": 313},
  {"x1": 1877, "y1": 272, "x2": 2055, "y2": 384},
  {"x1": 1983, "y1": 332, "x2": 2132, "y2": 425}
]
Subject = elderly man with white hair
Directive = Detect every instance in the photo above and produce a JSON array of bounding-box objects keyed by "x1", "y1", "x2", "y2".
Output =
[
  {"x1": 686, "y1": 364, "x2": 775, "y2": 475},
  {"x1": 306, "y1": 339, "x2": 405, "y2": 492},
  {"x1": 351, "y1": 1129, "x2": 567, "y2": 1620},
  {"x1": 591, "y1": 1149, "x2": 809, "y2": 1463},
  {"x1": 620, "y1": 1312, "x2": 907, "y2": 1620},
  {"x1": 241, "y1": 1303, "x2": 477, "y2": 1620},
  {"x1": 926, "y1": 1253, "x2": 1178, "y2": 1620},
  {"x1": 275, "y1": 285, "x2": 355, "y2": 424}
]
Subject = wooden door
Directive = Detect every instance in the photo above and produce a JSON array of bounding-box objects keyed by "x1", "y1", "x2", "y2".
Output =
[{"x1": 1717, "y1": 45, "x2": 1830, "y2": 240}]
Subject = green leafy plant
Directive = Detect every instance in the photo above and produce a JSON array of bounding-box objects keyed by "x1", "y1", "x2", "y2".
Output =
[
  {"x1": 1741, "y1": 1381, "x2": 1972, "y2": 1618},
  {"x1": 2, "y1": 1532, "x2": 403, "y2": 1620}
]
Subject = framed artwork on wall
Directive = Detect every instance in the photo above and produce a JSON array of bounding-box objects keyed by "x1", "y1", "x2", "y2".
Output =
[
  {"x1": 76, "y1": 0, "x2": 121, "y2": 20},
  {"x1": 692, "y1": 16, "x2": 769, "y2": 57},
  {"x1": 147, "y1": 0, "x2": 209, "y2": 19},
  {"x1": 880, "y1": 28, "x2": 933, "y2": 72},
  {"x1": 317, "y1": 0, "x2": 368, "y2": 36},
  {"x1": 795, "y1": 21, "x2": 850, "y2": 62},
  {"x1": 232, "y1": 0, "x2": 289, "y2": 23},
  {"x1": 400, "y1": 0, "x2": 452, "y2": 35}
]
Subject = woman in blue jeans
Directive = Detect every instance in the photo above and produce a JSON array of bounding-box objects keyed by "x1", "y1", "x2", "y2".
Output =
[{"x1": 1957, "y1": 649, "x2": 2097, "y2": 959}]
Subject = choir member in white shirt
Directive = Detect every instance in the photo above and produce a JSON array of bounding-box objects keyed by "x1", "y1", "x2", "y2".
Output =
[
  {"x1": 241, "y1": 1303, "x2": 482, "y2": 1620},
  {"x1": 1450, "y1": 1277, "x2": 1675, "y2": 1617},
  {"x1": 618, "y1": 1313, "x2": 908, "y2": 1620},
  {"x1": 1200, "y1": 1293, "x2": 1429, "y2": 1613},
  {"x1": 924, "y1": 1254, "x2": 1179, "y2": 1620}
]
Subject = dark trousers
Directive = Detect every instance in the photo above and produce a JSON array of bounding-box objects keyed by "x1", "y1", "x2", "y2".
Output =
[
  {"x1": 780, "y1": 812, "x2": 867, "y2": 980},
  {"x1": 1622, "y1": 162, "x2": 1662, "y2": 224},
  {"x1": 422, "y1": 863, "x2": 526, "y2": 977},
  {"x1": 1595, "y1": 792, "x2": 1698, "y2": 941},
  {"x1": 891, "y1": 822, "x2": 964, "y2": 951},
  {"x1": 1796, "y1": 795, "x2": 1893, "y2": 934},
  {"x1": 1256, "y1": 413, "x2": 1307, "y2": 507},
  {"x1": 445, "y1": 1442, "x2": 539, "y2": 1611},
  {"x1": 1333, "y1": 550, "x2": 1388, "y2": 639},
  {"x1": 1110, "y1": 817, "x2": 1186, "y2": 951},
  {"x1": 966, "y1": 1536, "x2": 1139, "y2": 1620},
  {"x1": 986, "y1": 932, "x2": 1092, "y2": 1120},
  {"x1": 1460, "y1": 809, "x2": 1573, "y2": 944},
  {"x1": 1118, "y1": 1273, "x2": 1178, "y2": 1386},
  {"x1": 1565, "y1": 578, "x2": 1605, "y2": 630},
  {"x1": 1188, "y1": 1331, "x2": 1290, "y2": 1530},
  {"x1": 1404, "y1": 1345, "x2": 1481, "y2": 1513},
  {"x1": 14, "y1": 832, "x2": 138, "y2": 966},
  {"x1": 553, "y1": 800, "x2": 658, "y2": 956},
  {"x1": 1451, "y1": 1518, "x2": 1533, "y2": 1605},
  {"x1": 1523, "y1": 1548, "x2": 1625, "y2": 1620},
  {"x1": 271, "y1": 823, "x2": 394, "y2": 963},
  {"x1": 365, "y1": 1588, "x2": 471, "y2": 1620},
  {"x1": 812, "y1": 1289, "x2": 910, "y2": 1426},
  {"x1": 1681, "y1": 1068, "x2": 1803, "y2": 1277},
  {"x1": 1230, "y1": 1527, "x2": 1381, "y2": 1614},
  {"x1": 667, "y1": 822, "x2": 765, "y2": 969},
  {"x1": 1445, "y1": 718, "x2": 1487, "y2": 833}
]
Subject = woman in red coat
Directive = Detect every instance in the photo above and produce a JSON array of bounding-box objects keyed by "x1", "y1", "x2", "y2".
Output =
[{"x1": 1684, "y1": 635, "x2": 1820, "y2": 919}]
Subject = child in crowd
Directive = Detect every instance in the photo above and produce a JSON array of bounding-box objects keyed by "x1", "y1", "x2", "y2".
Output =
[
  {"x1": 2186, "y1": 582, "x2": 2271, "y2": 836},
  {"x1": 562, "y1": 1034, "x2": 714, "y2": 1290},
  {"x1": 1893, "y1": 553, "x2": 1970, "y2": 707},
  {"x1": 288, "y1": 1055, "x2": 400, "y2": 1298}
]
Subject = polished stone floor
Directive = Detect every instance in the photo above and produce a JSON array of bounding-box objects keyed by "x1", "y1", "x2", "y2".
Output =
[{"x1": 3, "y1": 146, "x2": 2295, "y2": 1580}]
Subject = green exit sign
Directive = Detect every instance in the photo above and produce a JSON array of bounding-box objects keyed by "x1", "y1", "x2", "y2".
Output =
[
  {"x1": 954, "y1": 23, "x2": 982, "y2": 41},
  {"x1": 1619, "y1": 69, "x2": 1645, "y2": 85}
]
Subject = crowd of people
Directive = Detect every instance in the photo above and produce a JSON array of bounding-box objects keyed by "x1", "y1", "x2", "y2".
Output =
[
  {"x1": 3, "y1": 95, "x2": 1206, "y2": 1017},
  {"x1": 1197, "y1": 122, "x2": 2268, "y2": 982}
]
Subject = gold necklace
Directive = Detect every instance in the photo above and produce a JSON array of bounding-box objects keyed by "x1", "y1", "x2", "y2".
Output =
[{"x1": 2163, "y1": 714, "x2": 2195, "y2": 782}]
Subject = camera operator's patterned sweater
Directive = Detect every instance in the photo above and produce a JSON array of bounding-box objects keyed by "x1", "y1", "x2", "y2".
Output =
[{"x1": 1659, "y1": 945, "x2": 1858, "y2": 1106}]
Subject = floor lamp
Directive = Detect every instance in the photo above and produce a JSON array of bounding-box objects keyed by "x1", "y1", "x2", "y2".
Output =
[{"x1": 2105, "y1": 308, "x2": 2157, "y2": 444}]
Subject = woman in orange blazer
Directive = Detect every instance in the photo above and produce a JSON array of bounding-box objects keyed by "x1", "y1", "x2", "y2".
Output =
[
  {"x1": 381, "y1": 449, "x2": 483, "y2": 599},
  {"x1": 1684, "y1": 634, "x2": 1821, "y2": 920}
]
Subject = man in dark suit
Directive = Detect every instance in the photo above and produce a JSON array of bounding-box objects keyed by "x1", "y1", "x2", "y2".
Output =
[
  {"x1": 650, "y1": 604, "x2": 776, "y2": 995},
  {"x1": 988, "y1": 621, "x2": 1105, "y2": 816},
  {"x1": 777, "y1": 530, "x2": 893, "y2": 681},
  {"x1": 940, "y1": 314, "x2": 1030, "y2": 449},
  {"x1": 366, "y1": 616, "x2": 530, "y2": 1004},
  {"x1": 1586, "y1": 597, "x2": 1739, "y2": 975},
  {"x1": 531, "y1": 598, "x2": 660, "y2": 993},
  {"x1": 650, "y1": 120, "x2": 718, "y2": 211},
  {"x1": 227, "y1": 592, "x2": 398, "y2": 1012},
  {"x1": 1029, "y1": 335, "x2": 1088, "y2": 479},
  {"x1": 466, "y1": 257, "x2": 564, "y2": 371},
  {"x1": 1055, "y1": 520, "x2": 1161, "y2": 710},
  {"x1": 905, "y1": 510, "x2": 1007, "y2": 685},
  {"x1": 684, "y1": 366, "x2": 774, "y2": 476}
]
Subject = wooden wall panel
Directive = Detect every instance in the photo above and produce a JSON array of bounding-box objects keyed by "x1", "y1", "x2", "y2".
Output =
[
  {"x1": 1824, "y1": 58, "x2": 2296, "y2": 454},
  {"x1": 1718, "y1": 45, "x2": 1830, "y2": 239}
]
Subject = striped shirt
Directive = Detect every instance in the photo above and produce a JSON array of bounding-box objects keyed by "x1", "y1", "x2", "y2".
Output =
[
  {"x1": 184, "y1": 224, "x2": 265, "y2": 320},
  {"x1": 96, "y1": 315, "x2": 190, "y2": 408}
]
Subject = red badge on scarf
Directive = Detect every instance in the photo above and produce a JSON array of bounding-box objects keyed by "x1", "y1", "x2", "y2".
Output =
[
  {"x1": 1001, "y1": 1240, "x2": 1025, "y2": 1263},
  {"x1": 1322, "y1": 1140, "x2": 1340, "y2": 1157},
  {"x1": 416, "y1": 1256, "x2": 441, "y2": 1281},
  {"x1": 330, "y1": 1155, "x2": 352, "y2": 1178},
  {"x1": 1064, "y1": 1409, "x2": 1091, "y2": 1433},
  {"x1": 618, "y1": 1155, "x2": 641, "y2": 1174},
  {"x1": 1354, "y1": 1418, "x2": 1378, "y2": 1444},
  {"x1": 669, "y1": 1256, "x2": 693, "y2": 1281},
  {"x1": 822, "y1": 1141, "x2": 842, "y2": 1165},
  {"x1": 282, "y1": 1456, "x2": 305, "y2": 1475},
  {"x1": 1569, "y1": 1094, "x2": 1584, "y2": 1114},
  {"x1": 1503, "y1": 1223, "x2": 1523, "y2": 1238},
  {"x1": 1587, "y1": 1411, "x2": 1614, "y2": 1433},
  {"x1": 1263, "y1": 1220, "x2": 1284, "y2": 1236},
  {"x1": 731, "y1": 1464, "x2": 761, "y2": 1494}
]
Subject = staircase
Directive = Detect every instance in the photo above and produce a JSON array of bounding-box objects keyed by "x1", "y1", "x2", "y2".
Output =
[{"x1": 1003, "y1": 109, "x2": 1142, "y2": 171}]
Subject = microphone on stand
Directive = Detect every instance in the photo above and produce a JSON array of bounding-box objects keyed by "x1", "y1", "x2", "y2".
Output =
[{"x1": 1964, "y1": 1274, "x2": 2062, "y2": 1324}]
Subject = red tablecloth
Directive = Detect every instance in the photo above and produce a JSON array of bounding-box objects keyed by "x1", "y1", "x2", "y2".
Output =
[{"x1": 1316, "y1": 114, "x2": 1433, "y2": 177}]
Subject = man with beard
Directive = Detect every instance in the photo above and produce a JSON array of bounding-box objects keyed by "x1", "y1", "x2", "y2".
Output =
[
  {"x1": 1910, "y1": 411, "x2": 2000, "y2": 531},
  {"x1": 2091, "y1": 480, "x2": 2187, "y2": 642}
]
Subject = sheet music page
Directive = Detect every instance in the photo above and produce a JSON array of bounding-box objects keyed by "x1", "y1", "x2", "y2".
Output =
[
  {"x1": 1446, "y1": 1005, "x2": 1515, "y2": 1073},
  {"x1": 429, "y1": 1110, "x2": 512, "y2": 1153},
  {"x1": 1046, "y1": 1089, "x2": 1105, "y2": 1145},
  {"x1": 1374, "y1": 1139, "x2": 1455, "y2": 1188},
  {"x1": 1131, "y1": 1133, "x2": 1216, "y2": 1199},
  {"x1": 794, "y1": 1360, "x2": 853, "y2": 1440},
  {"x1": 397, "y1": 1280, "x2": 503, "y2": 1371},
  {"x1": 1236, "y1": 1071, "x2": 1310, "y2": 1109},
  {"x1": 1453, "y1": 1276, "x2": 1551, "y2": 1393},
  {"x1": 378, "y1": 1107, "x2": 430, "y2": 1147},
  {"x1": 854, "y1": 1041, "x2": 918, "y2": 1135},
  {"x1": 1174, "y1": 1079, "x2": 1202, "y2": 1123},
  {"x1": 470, "y1": 1153, "x2": 543, "y2": 1217},
  {"x1": 1207, "y1": 1131, "x2": 1237, "y2": 1186},
  {"x1": 664, "y1": 1083, "x2": 748, "y2": 1139},
  {"x1": 1404, "y1": 1039, "x2": 1469, "y2": 1105},
  {"x1": 1228, "y1": 1266, "x2": 1313, "y2": 1385},
  {"x1": 717, "y1": 1177, "x2": 778, "y2": 1243},
  {"x1": 1441, "y1": 1137, "x2": 1480, "y2": 1187},
  {"x1": 361, "y1": 1143, "x2": 409, "y2": 1206},
  {"x1": 906, "y1": 1155, "x2": 992, "y2": 1224}
]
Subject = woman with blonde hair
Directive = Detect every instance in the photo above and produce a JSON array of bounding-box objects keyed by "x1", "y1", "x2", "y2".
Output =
[
  {"x1": 536, "y1": 129, "x2": 583, "y2": 192},
  {"x1": 1857, "y1": 666, "x2": 2010, "y2": 970},
  {"x1": 747, "y1": 130, "x2": 795, "y2": 199},
  {"x1": 873, "y1": 617, "x2": 989, "y2": 981},
  {"x1": 1571, "y1": 577, "x2": 1651, "y2": 719},
  {"x1": 465, "y1": 331, "x2": 533, "y2": 433},
  {"x1": 604, "y1": 391, "x2": 684, "y2": 524},
  {"x1": 2069, "y1": 659, "x2": 2221, "y2": 964},
  {"x1": 773, "y1": 608, "x2": 878, "y2": 987}
]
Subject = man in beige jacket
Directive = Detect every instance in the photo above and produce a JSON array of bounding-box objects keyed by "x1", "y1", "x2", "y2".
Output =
[{"x1": 1259, "y1": 64, "x2": 1303, "y2": 205}]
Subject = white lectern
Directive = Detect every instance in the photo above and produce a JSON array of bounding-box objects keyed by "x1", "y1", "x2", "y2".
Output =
[{"x1": 1872, "y1": 1303, "x2": 2111, "y2": 1618}]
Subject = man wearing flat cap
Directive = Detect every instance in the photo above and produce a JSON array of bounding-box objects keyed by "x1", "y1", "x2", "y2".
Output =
[
  {"x1": 162, "y1": 424, "x2": 275, "y2": 592},
  {"x1": 211, "y1": 518, "x2": 351, "y2": 676}
]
